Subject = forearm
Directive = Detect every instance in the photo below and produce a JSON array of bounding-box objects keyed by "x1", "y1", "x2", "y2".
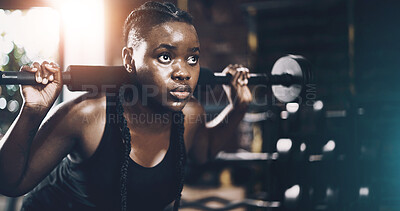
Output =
[
  {"x1": 206, "y1": 103, "x2": 248, "y2": 159},
  {"x1": 0, "y1": 105, "x2": 48, "y2": 192},
  {"x1": 189, "y1": 65, "x2": 251, "y2": 163}
]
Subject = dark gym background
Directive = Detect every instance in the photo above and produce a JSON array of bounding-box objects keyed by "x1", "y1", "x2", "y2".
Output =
[{"x1": 1, "y1": 0, "x2": 400, "y2": 210}]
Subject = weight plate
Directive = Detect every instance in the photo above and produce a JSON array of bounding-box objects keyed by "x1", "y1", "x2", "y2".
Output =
[{"x1": 271, "y1": 55, "x2": 305, "y2": 103}]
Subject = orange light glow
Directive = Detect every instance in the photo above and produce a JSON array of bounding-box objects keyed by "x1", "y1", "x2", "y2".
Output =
[{"x1": 55, "y1": 0, "x2": 106, "y2": 101}]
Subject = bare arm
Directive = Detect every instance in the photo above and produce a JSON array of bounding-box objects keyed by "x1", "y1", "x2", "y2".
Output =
[
  {"x1": 185, "y1": 65, "x2": 252, "y2": 164},
  {"x1": 0, "y1": 102, "x2": 79, "y2": 197},
  {"x1": 0, "y1": 61, "x2": 80, "y2": 196},
  {"x1": 0, "y1": 106, "x2": 49, "y2": 193}
]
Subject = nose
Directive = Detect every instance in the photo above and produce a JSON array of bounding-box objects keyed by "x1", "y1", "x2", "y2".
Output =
[{"x1": 171, "y1": 61, "x2": 191, "y2": 81}]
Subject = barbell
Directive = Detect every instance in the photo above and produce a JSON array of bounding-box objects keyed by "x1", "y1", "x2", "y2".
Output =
[{"x1": 0, "y1": 55, "x2": 312, "y2": 103}]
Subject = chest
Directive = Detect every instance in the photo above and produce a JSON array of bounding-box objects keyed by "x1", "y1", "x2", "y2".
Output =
[
  {"x1": 127, "y1": 128, "x2": 170, "y2": 167},
  {"x1": 73, "y1": 124, "x2": 180, "y2": 209}
]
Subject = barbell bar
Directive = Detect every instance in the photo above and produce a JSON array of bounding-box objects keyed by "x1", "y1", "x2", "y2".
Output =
[{"x1": 0, "y1": 55, "x2": 312, "y2": 103}]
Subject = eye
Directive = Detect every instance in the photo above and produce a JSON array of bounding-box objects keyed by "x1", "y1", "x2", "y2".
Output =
[
  {"x1": 187, "y1": 55, "x2": 199, "y2": 65},
  {"x1": 158, "y1": 53, "x2": 171, "y2": 64}
]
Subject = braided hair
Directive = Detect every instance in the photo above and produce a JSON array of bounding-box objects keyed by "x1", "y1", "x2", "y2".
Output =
[
  {"x1": 172, "y1": 110, "x2": 186, "y2": 211},
  {"x1": 119, "y1": 2, "x2": 192, "y2": 210},
  {"x1": 123, "y1": 1, "x2": 193, "y2": 47},
  {"x1": 116, "y1": 89, "x2": 132, "y2": 211},
  {"x1": 116, "y1": 90, "x2": 186, "y2": 211}
]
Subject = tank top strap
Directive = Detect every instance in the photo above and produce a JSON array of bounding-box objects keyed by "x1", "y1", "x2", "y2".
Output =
[
  {"x1": 170, "y1": 111, "x2": 186, "y2": 165},
  {"x1": 67, "y1": 93, "x2": 121, "y2": 168}
]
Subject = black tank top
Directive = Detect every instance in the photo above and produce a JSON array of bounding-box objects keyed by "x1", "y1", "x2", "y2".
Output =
[{"x1": 21, "y1": 95, "x2": 182, "y2": 211}]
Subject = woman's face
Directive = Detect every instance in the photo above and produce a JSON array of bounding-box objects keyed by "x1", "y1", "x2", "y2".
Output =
[{"x1": 127, "y1": 21, "x2": 200, "y2": 112}]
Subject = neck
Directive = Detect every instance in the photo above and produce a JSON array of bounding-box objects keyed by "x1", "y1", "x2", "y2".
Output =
[{"x1": 121, "y1": 97, "x2": 173, "y2": 133}]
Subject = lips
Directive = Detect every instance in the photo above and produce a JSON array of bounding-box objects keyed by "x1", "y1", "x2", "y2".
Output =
[{"x1": 170, "y1": 85, "x2": 192, "y2": 100}]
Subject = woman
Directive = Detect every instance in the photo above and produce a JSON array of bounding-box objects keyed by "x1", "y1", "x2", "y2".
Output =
[{"x1": 0, "y1": 2, "x2": 252, "y2": 211}]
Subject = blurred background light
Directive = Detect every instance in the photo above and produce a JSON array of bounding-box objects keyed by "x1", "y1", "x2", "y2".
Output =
[
  {"x1": 280, "y1": 111, "x2": 289, "y2": 119},
  {"x1": 0, "y1": 97, "x2": 6, "y2": 109},
  {"x1": 277, "y1": 138, "x2": 292, "y2": 153},
  {"x1": 57, "y1": 0, "x2": 106, "y2": 102},
  {"x1": 300, "y1": 142, "x2": 306, "y2": 152},
  {"x1": 285, "y1": 185, "x2": 300, "y2": 199},
  {"x1": 313, "y1": 100, "x2": 323, "y2": 111},
  {"x1": 359, "y1": 187, "x2": 369, "y2": 197},
  {"x1": 0, "y1": 54, "x2": 9, "y2": 66},
  {"x1": 358, "y1": 107, "x2": 365, "y2": 115},
  {"x1": 286, "y1": 102, "x2": 299, "y2": 113},
  {"x1": 0, "y1": 8, "x2": 60, "y2": 62},
  {"x1": 6, "y1": 85, "x2": 16, "y2": 96},
  {"x1": 309, "y1": 155, "x2": 323, "y2": 162},
  {"x1": 7, "y1": 99, "x2": 19, "y2": 113},
  {"x1": 326, "y1": 187, "x2": 334, "y2": 197},
  {"x1": 0, "y1": 6, "x2": 59, "y2": 136},
  {"x1": 0, "y1": 35, "x2": 14, "y2": 55},
  {"x1": 323, "y1": 140, "x2": 336, "y2": 152}
]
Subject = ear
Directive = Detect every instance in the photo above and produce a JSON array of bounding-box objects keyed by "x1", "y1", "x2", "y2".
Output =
[{"x1": 122, "y1": 47, "x2": 135, "y2": 73}]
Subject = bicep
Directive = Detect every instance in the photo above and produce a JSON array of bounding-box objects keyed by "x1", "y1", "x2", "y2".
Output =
[{"x1": 15, "y1": 103, "x2": 80, "y2": 194}]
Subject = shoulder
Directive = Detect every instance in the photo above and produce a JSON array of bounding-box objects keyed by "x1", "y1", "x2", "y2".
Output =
[
  {"x1": 43, "y1": 92, "x2": 107, "y2": 137},
  {"x1": 182, "y1": 96, "x2": 206, "y2": 126},
  {"x1": 182, "y1": 97, "x2": 206, "y2": 151},
  {"x1": 68, "y1": 92, "x2": 107, "y2": 121},
  {"x1": 43, "y1": 92, "x2": 108, "y2": 161},
  {"x1": 181, "y1": 97, "x2": 210, "y2": 163}
]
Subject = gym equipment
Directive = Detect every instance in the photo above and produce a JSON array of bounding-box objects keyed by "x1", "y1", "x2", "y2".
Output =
[
  {"x1": 0, "y1": 55, "x2": 312, "y2": 102},
  {"x1": 197, "y1": 55, "x2": 312, "y2": 102}
]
